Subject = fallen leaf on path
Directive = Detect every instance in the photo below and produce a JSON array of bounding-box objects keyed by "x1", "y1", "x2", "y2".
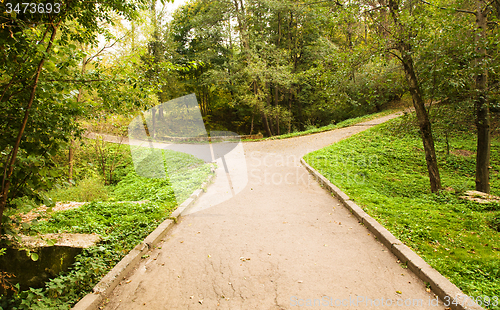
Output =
[{"x1": 396, "y1": 291, "x2": 402, "y2": 294}]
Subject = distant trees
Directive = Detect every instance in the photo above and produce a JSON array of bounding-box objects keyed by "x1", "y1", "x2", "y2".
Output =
[
  {"x1": 168, "y1": 0, "x2": 399, "y2": 135},
  {"x1": 0, "y1": 0, "x2": 498, "y2": 225},
  {"x1": 161, "y1": 0, "x2": 500, "y2": 193}
]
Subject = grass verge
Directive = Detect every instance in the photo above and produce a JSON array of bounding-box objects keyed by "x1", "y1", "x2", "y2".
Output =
[
  {"x1": 304, "y1": 115, "x2": 500, "y2": 309},
  {"x1": 2, "y1": 147, "x2": 214, "y2": 309},
  {"x1": 243, "y1": 109, "x2": 397, "y2": 142}
]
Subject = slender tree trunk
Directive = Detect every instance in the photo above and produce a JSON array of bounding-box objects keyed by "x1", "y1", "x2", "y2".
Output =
[
  {"x1": 152, "y1": 107, "x2": 156, "y2": 138},
  {"x1": 69, "y1": 55, "x2": 88, "y2": 182},
  {"x1": 68, "y1": 140, "x2": 75, "y2": 182},
  {"x1": 474, "y1": 1, "x2": 490, "y2": 193},
  {"x1": 401, "y1": 48, "x2": 442, "y2": 192},
  {"x1": 233, "y1": 0, "x2": 249, "y2": 51},
  {"x1": 261, "y1": 112, "x2": 272, "y2": 137},
  {"x1": 387, "y1": 0, "x2": 441, "y2": 193},
  {"x1": 0, "y1": 22, "x2": 59, "y2": 230},
  {"x1": 288, "y1": 89, "x2": 292, "y2": 134},
  {"x1": 264, "y1": 81, "x2": 273, "y2": 136},
  {"x1": 250, "y1": 113, "x2": 254, "y2": 135},
  {"x1": 274, "y1": 85, "x2": 280, "y2": 135},
  {"x1": 256, "y1": 82, "x2": 272, "y2": 137}
]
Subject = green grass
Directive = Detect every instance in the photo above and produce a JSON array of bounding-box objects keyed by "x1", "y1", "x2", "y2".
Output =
[
  {"x1": 243, "y1": 109, "x2": 397, "y2": 142},
  {"x1": 2, "y1": 146, "x2": 214, "y2": 309},
  {"x1": 304, "y1": 115, "x2": 500, "y2": 308}
]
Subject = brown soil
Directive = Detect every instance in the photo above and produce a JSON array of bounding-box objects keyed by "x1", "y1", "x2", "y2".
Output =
[
  {"x1": 20, "y1": 233, "x2": 101, "y2": 248},
  {"x1": 451, "y1": 149, "x2": 475, "y2": 157},
  {"x1": 13, "y1": 201, "x2": 86, "y2": 223}
]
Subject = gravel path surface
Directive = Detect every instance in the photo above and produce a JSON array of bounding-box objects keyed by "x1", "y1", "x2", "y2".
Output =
[{"x1": 102, "y1": 112, "x2": 446, "y2": 309}]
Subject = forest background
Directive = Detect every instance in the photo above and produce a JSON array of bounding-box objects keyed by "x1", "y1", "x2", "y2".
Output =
[{"x1": 0, "y1": 0, "x2": 499, "y2": 307}]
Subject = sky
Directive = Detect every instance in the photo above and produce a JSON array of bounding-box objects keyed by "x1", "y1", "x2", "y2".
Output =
[
  {"x1": 162, "y1": 0, "x2": 189, "y2": 21},
  {"x1": 95, "y1": 0, "x2": 190, "y2": 57}
]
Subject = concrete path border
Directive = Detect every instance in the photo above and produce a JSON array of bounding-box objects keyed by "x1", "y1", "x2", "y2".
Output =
[
  {"x1": 71, "y1": 172, "x2": 216, "y2": 310},
  {"x1": 300, "y1": 158, "x2": 484, "y2": 310}
]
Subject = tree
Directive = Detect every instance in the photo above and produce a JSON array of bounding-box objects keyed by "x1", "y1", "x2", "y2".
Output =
[
  {"x1": 418, "y1": 0, "x2": 500, "y2": 193},
  {"x1": 363, "y1": 0, "x2": 442, "y2": 192},
  {"x1": 0, "y1": 0, "x2": 149, "y2": 232}
]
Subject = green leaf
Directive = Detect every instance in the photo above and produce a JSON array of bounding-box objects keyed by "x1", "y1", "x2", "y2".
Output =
[{"x1": 30, "y1": 253, "x2": 39, "y2": 261}]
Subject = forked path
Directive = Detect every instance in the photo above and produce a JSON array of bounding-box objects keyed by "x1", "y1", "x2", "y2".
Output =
[{"x1": 103, "y1": 113, "x2": 446, "y2": 309}]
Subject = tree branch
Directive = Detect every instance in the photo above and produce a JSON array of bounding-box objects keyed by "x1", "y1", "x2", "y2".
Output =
[
  {"x1": 84, "y1": 31, "x2": 131, "y2": 65},
  {"x1": 363, "y1": 5, "x2": 387, "y2": 13},
  {"x1": 45, "y1": 78, "x2": 105, "y2": 83},
  {"x1": 386, "y1": 49, "x2": 404, "y2": 62},
  {"x1": 419, "y1": 0, "x2": 476, "y2": 15},
  {"x1": 298, "y1": 0, "x2": 342, "y2": 6}
]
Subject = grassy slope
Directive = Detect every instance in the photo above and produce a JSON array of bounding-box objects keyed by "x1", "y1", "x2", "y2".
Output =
[
  {"x1": 3, "y1": 147, "x2": 213, "y2": 309},
  {"x1": 243, "y1": 109, "x2": 397, "y2": 141},
  {"x1": 304, "y1": 115, "x2": 500, "y2": 307}
]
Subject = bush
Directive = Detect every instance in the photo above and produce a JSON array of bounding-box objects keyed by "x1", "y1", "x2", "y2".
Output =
[{"x1": 48, "y1": 175, "x2": 109, "y2": 202}]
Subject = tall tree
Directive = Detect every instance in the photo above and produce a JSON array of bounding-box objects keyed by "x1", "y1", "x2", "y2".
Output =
[
  {"x1": 364, "y1": 0, "x2": 442, "y2": 192},
  {"x1": 0, "y1": 0, "x2": 148, "y2": 232},
  {"x1": 418, "y1": 0, "x2": 500, "y2": 193}
]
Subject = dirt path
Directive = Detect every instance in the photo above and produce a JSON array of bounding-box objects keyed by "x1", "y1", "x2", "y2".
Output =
[{"x1": 102, "y1": 113, "x2": 446, "y2": 309}]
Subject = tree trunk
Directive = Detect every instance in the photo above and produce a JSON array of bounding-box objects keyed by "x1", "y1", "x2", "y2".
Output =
[
  {"x1": 152, "y1": 107, "x2": 156, "y2": 138},
  {"x1": 387, "y1": 0, "x2": 441, "y2": 193},
  {"x1": 261, "y1": 112, "x2": 272, "y2": 137},
  {"x1": 274, "y1": 85, "x2": 280, "y2": 136},
  {"x1": 288, "y1": 89, "x2": 292, "y2": 134},
  {"x1": 69, "y1": 55, "x2": 87, "y2": 182},
  {"x1": 265, "y1": 82, "x2": 274, "y2": 136},
  {"x1": 250, "y1": 113, "x2": 254, "y2": 135},
  {"x1": 401, "y1": 48, "x2": 442, "y2": 192},
  {"x1": 474, "y1": 1, "x2": 490, "y2": 193},
  {"x1": 68, "y1": 141, "x2": 75, "y2": 182}
]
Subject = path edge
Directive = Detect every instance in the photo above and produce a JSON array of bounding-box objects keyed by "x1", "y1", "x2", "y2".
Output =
[
  {"x1": 300, "y1": 158, "x2": 484, "y2": 310},
  {"x1": 71, "y1": 167, "x2": 216, "y2": 310}
]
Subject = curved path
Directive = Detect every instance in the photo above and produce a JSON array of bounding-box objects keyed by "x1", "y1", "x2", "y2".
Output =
[{"x1": 103, "y1": 113, "x2": 446, "y2": 309}]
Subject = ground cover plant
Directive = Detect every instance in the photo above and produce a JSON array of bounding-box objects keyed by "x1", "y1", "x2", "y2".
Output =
[
  {"x1": 304, "y1": 114, "x2": 500, "y2": 309},
  {"x1": 1, "y1": 142, "x2": 214, "y2": 309},
  {"x1": 244, "y1": 109, "x2": 397, "y2": 142}
]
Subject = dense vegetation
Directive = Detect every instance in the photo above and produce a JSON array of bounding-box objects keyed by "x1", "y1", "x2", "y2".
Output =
[
  {"x1": 0, "y1": 0, "x2": 499, "y2": 307},
  {"x1": 305, "y1": 113, "x2": 500, "y2": 307},
  {"x1": 1, "y1": 144, "x2": 213, "y2": 309}
]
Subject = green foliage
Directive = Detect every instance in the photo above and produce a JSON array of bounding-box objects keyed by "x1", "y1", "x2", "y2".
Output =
[
  {"x1": 3, "y1": 153, "x2": 213, "y2": 308},
  {"x1": 247, "y1": 109, "x2": 395, "y2": 141},
  {"x1": 48, "y1": 175, "x2": 109, "y2": 202},
  {"x1": 1, "y1": 135, "x2": 214, "y2": 307},
  {"x1": 304, "y1": 115, "x2": 500, "y2": 304},
  {"x1": 0, "y1": 0, "x2": 151, "y2": 237},
  {"x1": 4, "y1": 200, "x2": 171, "y2": 309}
]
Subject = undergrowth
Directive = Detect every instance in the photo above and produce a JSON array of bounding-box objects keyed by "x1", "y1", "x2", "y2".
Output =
[
  {"x1": 245, "y1": 109, "x2": 396, "y2": 141},
  {"x1": 1, "y1": 145, "x2": 214, "y2": 309}
]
